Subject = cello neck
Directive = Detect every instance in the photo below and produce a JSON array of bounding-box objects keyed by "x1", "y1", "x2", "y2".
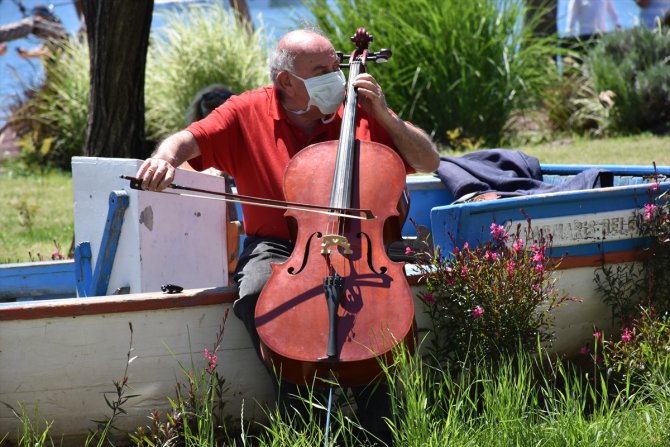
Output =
[{"x1": 329, "y1": 60, "x2": 362, "y2": 212}]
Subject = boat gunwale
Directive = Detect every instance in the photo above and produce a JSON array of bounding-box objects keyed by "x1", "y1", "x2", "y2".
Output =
[{"x1": 0, "y1": 286, "x2": 238, "y2": 321}]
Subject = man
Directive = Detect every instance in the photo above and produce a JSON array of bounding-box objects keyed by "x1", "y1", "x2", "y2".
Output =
[
  {"x1": 566, "y1": 0, "x2": 620, "y2": 37},
  {"x1": 635, "y1": 0, "x2": 670, "y2": 28},
  {"x1": 137, "y1": 28, "x2": 438, "y2": 444}
]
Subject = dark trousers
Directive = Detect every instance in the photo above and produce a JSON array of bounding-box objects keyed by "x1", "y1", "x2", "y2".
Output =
[{"x1": 232, "y1": 236, "x2": 393, "y2": 445}]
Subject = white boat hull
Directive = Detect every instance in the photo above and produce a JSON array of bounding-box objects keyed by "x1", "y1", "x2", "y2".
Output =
[{"x1": 0, "y1": 287, "x2": 274, "y2": 445}]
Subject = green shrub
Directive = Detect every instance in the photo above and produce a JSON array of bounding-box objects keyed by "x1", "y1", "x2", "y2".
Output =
[
  {"x1": 415, "y1": 220, "x2": 568, "y2": 367},
  {"x1": 305, "y1": 0, "x2": 558, "y2": 147},
  {"x1": 587, "y1": 27, "x2": 670, "y2": 135},
  {"x1": 543, "y1": 54, "x2": 614, "y2": 136},
  {"x1": 145, "y1": 3, "x2": 270, "y2": 141},
  {"x1": 9, "y1": 37, "x2": 89, "y2": 170}
]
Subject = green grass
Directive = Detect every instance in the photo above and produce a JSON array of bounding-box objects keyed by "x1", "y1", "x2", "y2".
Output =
[
  {"x1": 248, "y1": 346, "x2": 670, "y2": 447},
  {"x1": 0, "y1": 169, "x2": 73, "y2": 263},
  {"x1": 516, "y1": 134, "x2": 670, "y2": 165}
]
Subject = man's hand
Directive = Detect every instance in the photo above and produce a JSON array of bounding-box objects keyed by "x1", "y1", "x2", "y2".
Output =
[
  {"x1": 135, "y1": 130, "x2": 201, "y2": 191},
  {"x1": 136, "y1": 157, "x2": 176, "y2": 191},
  {"x1": 352, "y1": 73, "x2": 390, "y2": 121},
  {"x1": 351, "y1": 72, "x2": 438, "y2": 173}
]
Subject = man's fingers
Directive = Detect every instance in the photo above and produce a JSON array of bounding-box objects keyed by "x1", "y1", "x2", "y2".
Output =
[
  {"x1": 136, "y1": 158, "x2": 174, "y2": 191},
  {"x1": 156, "y1": 164, "x2": 175, "y2": 191}
]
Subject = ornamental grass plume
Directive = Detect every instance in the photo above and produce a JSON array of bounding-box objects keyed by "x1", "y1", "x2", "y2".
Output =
[{"x1": 415, "y1": 220, "x2": 569, "y2": 368}]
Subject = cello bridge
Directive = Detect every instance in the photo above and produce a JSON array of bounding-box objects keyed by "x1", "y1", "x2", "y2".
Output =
[{"x1": 321, "y1": 235, "x2": 352, "y2": 255}]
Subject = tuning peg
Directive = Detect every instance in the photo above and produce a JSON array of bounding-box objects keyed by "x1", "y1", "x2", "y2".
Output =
[{"x1": 375, "y1": 48, "x2": 392, "y2": 63}]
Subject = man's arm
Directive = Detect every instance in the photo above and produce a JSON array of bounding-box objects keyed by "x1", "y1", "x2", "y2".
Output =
[
  {"x1": 353, "y1": 73, "x2": 440, "y2": 173},
  {"x1": 136, "y1": 130, "x2": 201, "y2": 190}
]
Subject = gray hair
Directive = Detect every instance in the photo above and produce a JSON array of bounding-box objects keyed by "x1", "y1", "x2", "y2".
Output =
[{"x1": 268, "y1": 47, "x2": 296, "y2": 83}]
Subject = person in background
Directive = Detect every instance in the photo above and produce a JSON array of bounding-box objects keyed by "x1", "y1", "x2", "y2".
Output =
[
  {"x1": 0, "y1": 4, "x2": 67, "y2": 59},
  {"x1": 137, "y1": 28, "x2": 438, "y2": 445},
  {"x1": 181, "y1": 84, "x2": 241, "y2": 273},
  {"x1": 635, "y1": 0, "x2": 670, "y2": 28},
  {"x1": 566, "y1": 0, "x2": 620, "y2": 37},
  {"x1": 182, "y1": 83, "x2": 236, "y2": 174}
]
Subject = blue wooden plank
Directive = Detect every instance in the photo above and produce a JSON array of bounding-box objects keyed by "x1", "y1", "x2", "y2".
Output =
[
  {"x1": 74, "y1": 242, "x2": 92, "y2": 297},
  {"x1": 541, "y1": 164, "x2": 670, "y2": 177},
  {"x1": 0, "y1": 260, "x2": 75, "y2": 300},
  {"x1": 430, "y1": 181, "x2": 670, "y2": 259},
  {"x1": 89, "y1": 191, "x2": 129, "y2": 297}
]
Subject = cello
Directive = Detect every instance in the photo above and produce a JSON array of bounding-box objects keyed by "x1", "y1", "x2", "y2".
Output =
[{"x1": 254, "y1": 28, "x2": 415, "y2": 387}]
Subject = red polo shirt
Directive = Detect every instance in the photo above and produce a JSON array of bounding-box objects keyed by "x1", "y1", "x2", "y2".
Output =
[{"x1": 187, "y1": 86, "x2": 409, "y2": 240}]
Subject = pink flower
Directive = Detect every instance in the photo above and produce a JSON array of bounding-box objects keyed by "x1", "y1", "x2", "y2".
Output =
[
  {"x1": 579, "y1": 345, "x2": 590, "y2": 355},
  {"x1": 471, "y1": 306, "x2": 484, "y2": 319},
  {"x1": 593, "y1": 331, "x2": 602, "y2": 340},
  {"x1": 506, "y1": 261, "x2": 516, "y2": 276},
  {"x1": 460, "y1": 265, "x2": 469, "y2": 278},
  {"x1": 51, "y1": 250, "x2": 62, "y2": 260},
  {"x1": 491, "y1": 252, "x2": 498, "y2": 261},
  {"x1": 535, "y1": 264, "x2": 544, "y2": 272},
  {"x1": 512, "y1": 239, "x2": 524, "y2": 252},
  {"x1": 490, "y1": 223, "x2": 506, "y2": 240},
  {"x1": 204, "y1": 348, "x2": 218, "y2": 372},
  {"x1": 644, "y1": 203, "x2": 657, "y2": 221},
  {"x1": 621, "y1": 327, "x2": 633, "y2": 343},
  {"x1": 651, "y1": 182, "x2": 660, "y2": 191},
  {"x1": 405, "y1": 246, "x2": 414, "y2": 255},
  {"x1": 423, "y1": 292, "x2": 435, "y2": 303},
  {"x1": 463, "y1": 242, "x2": 470, "y2": 250}
]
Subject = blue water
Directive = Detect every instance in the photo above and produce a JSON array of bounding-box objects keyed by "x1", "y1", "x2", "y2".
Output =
[{"x1": 0, "y1": 0, "x2": 644, "y2": 123}]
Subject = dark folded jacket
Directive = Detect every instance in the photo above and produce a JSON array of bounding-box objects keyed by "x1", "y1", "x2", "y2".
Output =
[{"x1": 436, "y1": 149, "x2": 613, "y2": 201}]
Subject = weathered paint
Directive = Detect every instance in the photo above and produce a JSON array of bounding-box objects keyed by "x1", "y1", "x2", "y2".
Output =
[
  {"x1": 0, "y1": 260, "x2": 75, "y2": 301},
  {"x1": 72, "y1": 157, "x2": 231, "y2": 296},
  {"x1": 0, "y1": 287, "x2": 274, "y2": 446}
]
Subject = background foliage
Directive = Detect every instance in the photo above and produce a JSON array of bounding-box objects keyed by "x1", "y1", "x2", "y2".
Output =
[
  {"x1": 8, "y1": 37, "x2": 89, "y2": 170},
  {"x1": 144, "y1": 4, "x2": 270, "y2": 141},
  {"x1": 589, "y1": 27, "x2": 670, "y2": 135},
  {"x1": 306, "y1": 0, "x2": 559, "y2": 147}
]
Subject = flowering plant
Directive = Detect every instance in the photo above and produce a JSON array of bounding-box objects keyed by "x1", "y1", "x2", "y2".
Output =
[
  {"x1": 585, "y1": 309, "x2": 670, "y2": 391},
  {"x1": 589, "y1": 181, "x2": 670, "y2": 389},
  {"x1": 415, "y1": 219, "x2": 568, "y2": 367},
  {"x1": 595, "y1": 183, "x2": 670, "y2": 324}
]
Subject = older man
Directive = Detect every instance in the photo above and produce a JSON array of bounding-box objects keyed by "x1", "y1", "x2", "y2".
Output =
[{"x1": 137, "y1": 28, "x2": 438, "y2": 443}]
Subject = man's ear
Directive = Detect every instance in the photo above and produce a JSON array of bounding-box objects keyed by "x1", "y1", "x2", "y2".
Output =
[{"x1": 276, "y1": 71, "x2": 296, "y2": 96}]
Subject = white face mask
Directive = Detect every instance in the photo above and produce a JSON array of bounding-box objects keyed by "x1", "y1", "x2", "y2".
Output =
[{"x1": 290, "y1": 70, "x2": 346, "y2": 116}]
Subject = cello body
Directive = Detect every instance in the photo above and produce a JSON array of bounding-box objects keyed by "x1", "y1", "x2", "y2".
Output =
[{"x1": 254, "y1": 29, "x2": 415, "y2": 386}]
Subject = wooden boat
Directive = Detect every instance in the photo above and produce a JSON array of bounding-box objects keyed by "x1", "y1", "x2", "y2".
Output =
[{"x1": 1, "y1": 156, "x2": 667, "y2": 445}]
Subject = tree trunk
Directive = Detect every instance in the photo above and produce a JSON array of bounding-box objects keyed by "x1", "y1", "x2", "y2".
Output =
[
  {"x1": 82, "y1": 0, "x2": 154, "y2": 159},
  {"x1": 524, "y1": 0, "x2": 557, "y2": 38},
  {"x1": 229, "y1": 0, "x2": 254, "y2": 35}
]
